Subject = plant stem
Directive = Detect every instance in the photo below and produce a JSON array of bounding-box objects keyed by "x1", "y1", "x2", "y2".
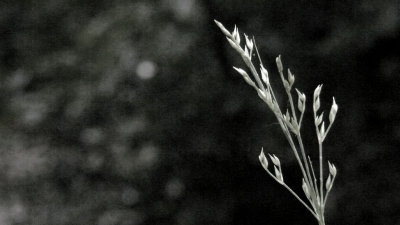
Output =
[
  {"x1": 318, "y1": 141, "x2": 325, "y2": 224},
  {"x1": 264, "y1": 167, "x2": 318, "y2": 219}
]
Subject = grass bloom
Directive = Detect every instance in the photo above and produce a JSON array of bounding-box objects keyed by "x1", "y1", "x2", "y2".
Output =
[{"x1": 215, "y1": 20, "x2": 339, "y2": 225}]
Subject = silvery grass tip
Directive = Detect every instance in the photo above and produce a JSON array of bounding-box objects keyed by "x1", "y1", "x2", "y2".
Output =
[{"x1": 215, "y1": 19, "x2": 339, "y2": 225}]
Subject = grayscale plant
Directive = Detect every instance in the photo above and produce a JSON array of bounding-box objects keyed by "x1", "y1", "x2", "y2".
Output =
[{"x1": 215, "y1": 20, "x2": 339, "y2": 225}]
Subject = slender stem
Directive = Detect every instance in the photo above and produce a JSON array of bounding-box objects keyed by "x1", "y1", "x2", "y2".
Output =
[
  {"x1": 284, "y1": 87, "x2": 317, "y2": 206},
  {"x1": 243, "y1": 56, "x2": 265, "y2": 92},
  {"x1": 323, "y1": 122, "x2": 334, "y2": 141},
  {"x1": 286, "y1": 87, "x2": 298, "y2": 122},
  {"x1": 264, "y1": 168, "x2": 318, "y2": 219},
  {"x1": 308, "y1": 156, "x2": 320, "y2": 198},
  {"x1": 243, "y1": 53, "x2": 311, "y2": 190},
  {"x1": 275, "y1": 116, "x2": 311, "y2": 191},
  {"x1": 253, "y1": 38, "x2": 263, "y2": 66},
  {"x1": 297, "y1": 134, "x2": 318, "y2": 202},
  {"x1": 280, "y1": 71, "x2": 314, "y2": 187},
  {"x1": 319, "y1": 141, "x2": 324, "y2": 221}
]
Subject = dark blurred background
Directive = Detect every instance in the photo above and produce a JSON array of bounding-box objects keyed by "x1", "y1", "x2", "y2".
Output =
[{"x1": 0, "y1": 0, "x2": 399, "y2": 224}]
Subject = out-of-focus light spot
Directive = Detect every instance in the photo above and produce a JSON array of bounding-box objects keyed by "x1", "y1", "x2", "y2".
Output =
[
  {"x1": 87, "y1": 153, "x2": 104, "y2": 171},
  {"x1": 163, "y1": 0, "x2": 196, "y2": 20},
  {"x1": 173, "y1": 0, "x2": 194, "y2": 19},
  {"x1": 156, "y1": 25, "x2": 194, "y2": 57},
  {"x1": 121, "y1": 187, "x2": 140, "y2": 206},
  {"x1": 136, "y1": 143, "x2": 159, "y2": 168},
  {"x1": 114, "y1": 42, "x2": 137, "y2": 71},
  {"x1": 97, "y1": 69, "x2": 121, "y2": 96},
  {"x1": 7, "y1": 69, "x2": 31, "y2": 91},
  {"x1": 83, "y1": 16, "x2": 111, "y2": 42},
  {"x1": 64, "y1": 84, "x2": 92, "y2": 119},
  {"x1": 0, "y1": 201, "x2": 27, "y2": 224},
  {"x1": 22, "y1": 108, "x2": 45, "y2": 125},
  {"x1": 165, "y1": 178, "x2": 185, "y2": 199},
  {"x1": 11, "y1": 95, "x2": 49, "y2": 126},
  {"x1": 80, "y1": 127, "x2": 104, "y2": 145},
  {"x1": 6, "y1": 145, "x2": 49, "y2": 180},
  {"x1": 57, "y1": 50, "x2": 78, "y2": 67},
  {"x1": 136, "y1": 60, "x2": 157, "y2": 80},
  {"x1": 117, "y1": 116, "x2": 147, "y2": 137},
  {"x1": 97, "y1": 209, "x2": 143, "y2": 225},
  {"x1": 111, "y1": 143, "x2": 128, "y2": 156}
]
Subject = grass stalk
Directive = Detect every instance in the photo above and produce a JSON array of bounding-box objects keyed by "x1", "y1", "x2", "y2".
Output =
[{"x1": 214, "y1": 20, "x2": 339, "y2": 225}]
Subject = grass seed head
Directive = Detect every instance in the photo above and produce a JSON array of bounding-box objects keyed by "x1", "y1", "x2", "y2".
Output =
[
  {"x1": 329, "y1": 97, "x2": 338, "y2": 124},
  {"x1": 259, "y1": 148, "x2": 269, "y2": 171},
  {"x1": 328, "y1": 161, "x2": 337, "y2": 177},
  {"x1": 276, "y1": 55, "x2": 283, "y2": 73},
  {"x1": 288, "y1": 69, "x2": 295, "y2": 86},
  {"x1": 302, "y1": 179, "x2": 311, "y2": 199},
  {"x1": 214, "y1": 20, "x2": 231, "y2": 37},
  {"x1": 326, "y1": 175, "x2": 332, "y2": 190}
]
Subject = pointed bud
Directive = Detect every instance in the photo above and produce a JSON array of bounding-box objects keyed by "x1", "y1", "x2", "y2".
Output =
[
  {"x1": 257, "y1": 89, "x2": 266, "y2": 99},
  {"x1": 313, "y1": 96, "x2": 320, "y2": 113},
  {"x1": 296, "y1": 89, "x2": 306, "y2": 112},
  {"x1": 259, "y1": 148, "x2": 269, "y2": 171},
  {"x1": 233, "y1": 67, "x2": 248, "y2": 78},
  {"x1": 232, "y1": 26, "x2": 237, "y2": 39},
  {"x1": 244, "y1": 77, "x2": 255, "y2": 87},
  {"x1": 282, "y1": 114, "x2": 287, "y2": 122},
  {"x1": 298, "y1": 98, "x2": 303, "y2": 113},
  {"x1": 288, "y1": 69, "x2": 295, "y2": 86},
  {"x1": 320, "y1": 122, "x2": 325, "y2": 138},
  {"x1": 232, "y1": 26, "x2": 240, "y2": 44},
  {"x1": 315, "y1": 112, "x2": 324, "y2": 126},
  {"x1": 296, "y1": 89, "x2": 306, "y2": 102},
  {"x1": 328, "y1": 161, "x2": 337, "y2": 177},
  {"x1": 285, "y1": 110, "x2": 290, "y2": 123},
  {"x1": 214, "y1": 20, "x2": 232, "y2": 37},
  {"x1": 244, "y1": 46, "x2": 250, "y2": 59},
  {"x1": 274, "y1": 166, "x2": 283, "y2": 183},
  {"x1": 326, "y1": 175, "x2": 332, "y2": 190},
  {"x1": 295, "y1": 88, "x2": 302, "y2": 98},
  {"x1": 313, "y1": 84, "x2": 323, "y2": 101},
  {"x1": 283, "y1": 79, "x2": 290, "y2": 90},
  {"x1": 236, "y1": 31, "x2": 241, "y2": 45},
  {"x1": 329, "y1": 97, "x2": 338, "y2": 124},
  {"x1": 269, "y1": 154, "x2": 281, "y2": 167},
  {"x1": 245, "y1": 34, "x2": 253, "y2": 51},
  {"x1": 302, "y1": 179, "x2": 311, "y2": 199},
  {"x1": 276, "y1": 55, "x2": 283, "y2": 73},
  {"x1": 260, "y1": 65, "x2": 270, "y2": 85},
  {"x1": 227, "y1": 38, "x2": 243, "y2": 54}
]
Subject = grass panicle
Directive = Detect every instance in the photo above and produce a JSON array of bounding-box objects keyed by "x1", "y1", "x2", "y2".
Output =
[{"x1": 215, "y1": 20, "x2": 339, "y2": 225}]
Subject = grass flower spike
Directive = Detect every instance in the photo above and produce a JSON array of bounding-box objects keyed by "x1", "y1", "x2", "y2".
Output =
[{"x1": 215, "y1": 20, "x2": 339, "y2": 225}]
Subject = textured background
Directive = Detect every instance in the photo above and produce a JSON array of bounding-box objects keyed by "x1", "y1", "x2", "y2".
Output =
[{"x1": 0, "y1": 0, "x2": 399, "y2": 224}]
